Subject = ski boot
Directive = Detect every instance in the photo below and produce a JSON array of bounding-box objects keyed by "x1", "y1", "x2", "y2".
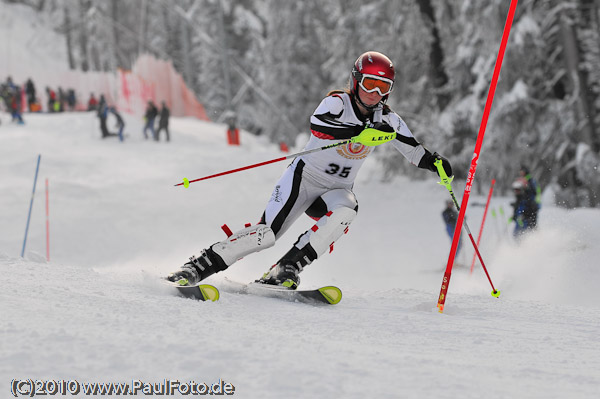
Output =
[
  {"x1": 168, "y1": 224, "x2": 276, "y2": 286},
  {"x1": 257, "y1": 245, "x2": 316, "y2": 289},
  {"x1": 167, "y1": 247, "x2": 226, "y2": 286}
]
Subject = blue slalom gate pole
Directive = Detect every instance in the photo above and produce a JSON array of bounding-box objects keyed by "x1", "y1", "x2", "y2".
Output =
[{"x1": 21, "y1": 154, "x2": 41, "y2": 258}]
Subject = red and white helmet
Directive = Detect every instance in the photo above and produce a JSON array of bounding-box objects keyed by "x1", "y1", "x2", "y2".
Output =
[{"x1": 351, "y1": 51, "x2": 395, "y2": 102}]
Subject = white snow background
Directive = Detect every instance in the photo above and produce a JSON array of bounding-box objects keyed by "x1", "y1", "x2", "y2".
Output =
[{"x1": 1, "y1": 4, "x2": 600, "y2": 399}]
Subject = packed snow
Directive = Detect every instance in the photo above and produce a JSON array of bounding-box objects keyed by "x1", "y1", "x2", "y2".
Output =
[{"x1": 1, "y1": 110, "x2": 599, "y2": 398}]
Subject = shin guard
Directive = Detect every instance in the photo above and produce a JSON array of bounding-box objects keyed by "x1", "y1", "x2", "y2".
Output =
[
  {"x1": 211, "y1": 224, "x2": 276, "y2": 266},
  {"x1": 295, "y1": 207, "x2": 356, "y2": 258}
]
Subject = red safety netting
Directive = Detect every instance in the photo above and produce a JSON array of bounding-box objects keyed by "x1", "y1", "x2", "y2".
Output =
[{"x1": 3, "y1": 54, "x2": 209, "y2": 120}]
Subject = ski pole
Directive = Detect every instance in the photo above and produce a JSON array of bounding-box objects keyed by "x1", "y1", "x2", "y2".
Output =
[
  {"x1": 175, "y1": 127, "x2": 396, "y2": 187},
  {"x1": 21, "y1": 154, "x2": 41, "y2": 258},
  {"x1": 435, "y1": 159, "x2": 499, "y2": 297}
]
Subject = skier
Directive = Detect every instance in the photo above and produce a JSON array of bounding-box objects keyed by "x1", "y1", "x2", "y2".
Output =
[
  {"x1": 511, "y1": 178, "x2": 538, "y2": 238},
  {"x1": 167, "y1": 51, "x2": 453, "y2": 289}
]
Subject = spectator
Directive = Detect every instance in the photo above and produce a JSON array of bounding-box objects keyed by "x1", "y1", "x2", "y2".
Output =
[
  {"x1": 0, "y1": 82, "x2": 10, "y2": 112},
  {"x1": 25, "y1": 78, "x2": 36, "y2": 112},
  {"x1": 57, "y1": 88, "x2": 66, "y2": 112},
  {"x1": 67, "y1": 89, "x2": 76, "y2": 111},
  {"x1": 46, "y1": 87, "x2": 57, "y2": 113},
  {"x1": 225, "y1": 111, "x2": 240, "y2": 145},
  {"x1": 6, "y1": 76, "x2": 16, "y2": 90},
  {"x1": 98, "y1": 100, "x2": 110, "y2": 138},
  {"x1": 143, "y1": 100, "x2": 158, "y2": 140},
  {"x1": 87, "y1": 93, "x2": 98, "y2": 111},
  {"x1": 109, "y1": 106, "x2": 125, "y2": 142},
  {"x1": 97, "y1": 95, "x2": 106, "y2": 118},
  {"x1": 8, "y1": 85, "x2": 25, "y2": 124},
  {"x1": 156, "y1": 101, "x2": 170, "y2": 142}
]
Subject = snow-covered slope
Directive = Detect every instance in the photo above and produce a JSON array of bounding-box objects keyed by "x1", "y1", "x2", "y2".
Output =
[
  {"x1": 1, "y1": 111, "x2": 600, "y2": 398},
  {"x1": 0, "y1": 3, "x2": 70, "y2": 89}
]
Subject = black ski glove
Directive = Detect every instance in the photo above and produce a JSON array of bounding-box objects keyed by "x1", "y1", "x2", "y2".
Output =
[{"x1": 419, "y1": 151, "x2": 453, "y2": 177}]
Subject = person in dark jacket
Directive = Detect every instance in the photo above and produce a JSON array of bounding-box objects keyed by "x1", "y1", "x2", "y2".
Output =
[
  {"x1": 97, "y1": 95, "x2": 106, "y2": 118},
  {"x1": 442, "y1": 200, "x2": 462, "y2": 256},
  {"x1": 98, "y1": 100, "x2": 110, "y2": 138},
  {"x1": 143, "y1": 100, "x2": 158, "y2": 140},
  {"x1": 67, "y1": 89, "x2": 76, "y2": 111},
  {"x1": 511, "y1": 178, "x2": 538, "y2": 238},
  {"x1": 156, "y1": 101, "x2": 170, "y2": 142},
  {"x1": 518, "y1": 165, "x2": 541, "y2": 210},
  {"x1": 25, "y1": 78, "x2": 36, "y2": 112}
]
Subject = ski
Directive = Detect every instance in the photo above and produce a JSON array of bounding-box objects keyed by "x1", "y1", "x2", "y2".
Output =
[
  {"x1": 222, "y1": 279, "x2": 342, "y2": 305},
  {"x1": 166, "y1": 282, "x2": 220, "y2": 302}
]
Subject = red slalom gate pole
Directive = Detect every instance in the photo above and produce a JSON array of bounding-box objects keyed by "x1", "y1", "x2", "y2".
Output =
[
  {"x1": 437, "y1": 0, "x2": 518, "y2": 313},
  {"x1": 45, "y1": 178, "x2": 50, "y2": 262},
  {"x1": 470, "y1": 179, "x2": 495, "y2": 274}
]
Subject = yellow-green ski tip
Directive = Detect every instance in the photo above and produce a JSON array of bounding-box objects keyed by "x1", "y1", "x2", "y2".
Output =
[
  {"x1": 318, "y1": 286, "x2": 342, "y2": 305},
  {"x1": 491, "y1": 290, "x2": 501, "y2": 298},
  {"x1": 183, "y1": 178, "x2": 190, "y2": 188},
  {"x1": 199, "y1": 285, "x2": 220, "y2": 302}
]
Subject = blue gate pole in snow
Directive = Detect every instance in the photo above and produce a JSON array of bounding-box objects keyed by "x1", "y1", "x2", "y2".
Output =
[{"x1": 21, "y1": 154, "x2": 41, "y2": 258}]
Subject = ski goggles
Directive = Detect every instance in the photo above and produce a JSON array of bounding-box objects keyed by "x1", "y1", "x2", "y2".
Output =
[{"x1": 358, "y1": 74, "x2": 394, "y2": 96}]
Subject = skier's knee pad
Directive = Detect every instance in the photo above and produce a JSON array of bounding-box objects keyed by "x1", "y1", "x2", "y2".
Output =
[
  {"x1": 211, "y1": 224, "x2": 275, "y2": 266},
  {"x1": 296, "y1": 207, "x2": 356, "y2": 258}
]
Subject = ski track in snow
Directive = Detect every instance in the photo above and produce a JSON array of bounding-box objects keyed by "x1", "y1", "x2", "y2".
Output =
[{"x1": 2, "y1": 112, "x2": 600, "y2": 398}]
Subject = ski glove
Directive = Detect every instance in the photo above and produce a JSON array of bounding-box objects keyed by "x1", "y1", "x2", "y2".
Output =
[{"x1": 419, "y1": 151, "x2": 453, "y2": 177}]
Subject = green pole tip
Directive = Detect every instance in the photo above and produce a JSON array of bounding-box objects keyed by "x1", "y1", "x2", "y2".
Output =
[
  {"x1": 183, "y1": 178, "x2": 190, "y2": 188},
  {"x1": 491, "y1": 290, "x2": 501, "y2": 298}
]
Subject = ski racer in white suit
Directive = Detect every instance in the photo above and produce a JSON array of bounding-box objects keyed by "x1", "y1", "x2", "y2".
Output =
[{"x1": 168, "y1": 51, "x2": 453, "y2": 289}]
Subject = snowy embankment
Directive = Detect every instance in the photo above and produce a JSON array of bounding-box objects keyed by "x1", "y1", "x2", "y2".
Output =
[{"x1": 1, "y1": 112, "x2": 600, "y2": 398}]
